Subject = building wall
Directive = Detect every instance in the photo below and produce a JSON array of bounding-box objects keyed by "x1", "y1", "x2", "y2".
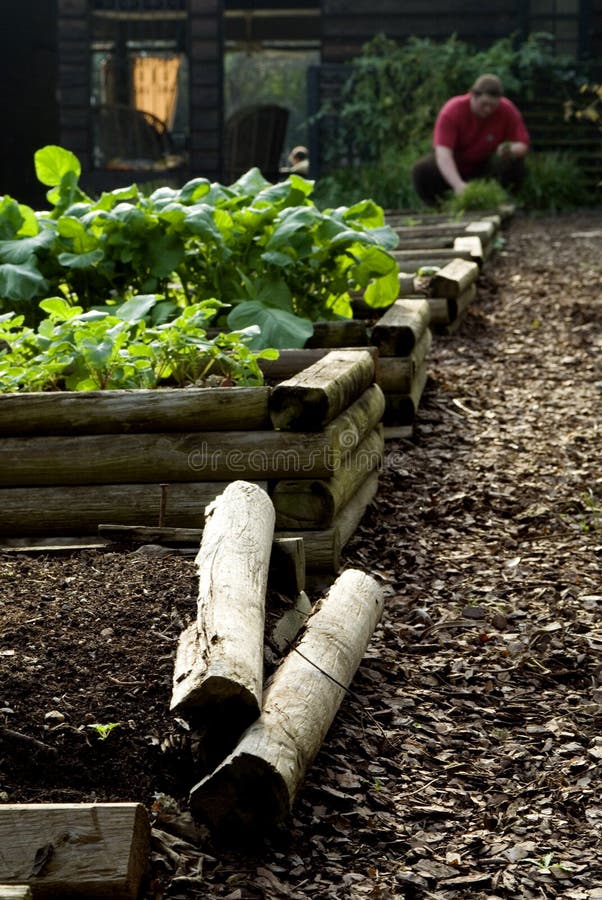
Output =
[{"x1": 0, "y1": 0, "x2": 60, "y2": 206}]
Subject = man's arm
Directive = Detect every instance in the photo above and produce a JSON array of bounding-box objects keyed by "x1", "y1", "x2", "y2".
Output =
[
  {"x1": 497, "y1": 141, "x2": 529, "y2": 159},
  {"x1": 434, "y1": 145, "x2": 467, "y2": 195}
]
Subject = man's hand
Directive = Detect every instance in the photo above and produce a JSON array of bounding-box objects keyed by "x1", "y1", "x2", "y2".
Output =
[{"x1": 497, "y1": 141, "x2": 512, "y2": 159}]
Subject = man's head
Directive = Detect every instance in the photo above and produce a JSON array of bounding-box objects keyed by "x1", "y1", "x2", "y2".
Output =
[{"x1": 470, "y1": 74, "x2": 504, "y2": 118}]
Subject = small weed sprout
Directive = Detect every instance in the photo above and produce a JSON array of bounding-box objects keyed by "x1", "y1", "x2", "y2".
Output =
[{"x1": 88, "y1": 722, "x2": 121, "y2": 741}]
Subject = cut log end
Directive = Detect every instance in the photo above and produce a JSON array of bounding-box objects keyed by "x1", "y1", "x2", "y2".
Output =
[{"x1": 189, "y1": 752, "x2": 290, "y2": 837}]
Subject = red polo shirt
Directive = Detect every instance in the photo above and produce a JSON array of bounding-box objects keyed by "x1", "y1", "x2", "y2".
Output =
[{"x1": 433, "y1": 94, "x2": 530, "y2": 176}]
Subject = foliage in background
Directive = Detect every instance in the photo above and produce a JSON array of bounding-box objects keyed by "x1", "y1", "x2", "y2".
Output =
[
  {"x1": 0, "y1": 145, "x2": 399, "y2": 359},
  {"x1": 564, "y1": 82, "x2": 602, "y2": 129},
  {"x1": 315, "y1": 32, "x2": 594, "y2": 212},
  {"x1": 313, "y1": 146, "x2": 422, "y2": 210},
  {"x1": 515, "y1": 152, "x2": 591, "y2": 211}
]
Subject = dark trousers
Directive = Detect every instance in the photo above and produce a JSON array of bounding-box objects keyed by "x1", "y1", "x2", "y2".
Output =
[{"x1": 412, "y1": 151, "x2": 526, "y2": 206}]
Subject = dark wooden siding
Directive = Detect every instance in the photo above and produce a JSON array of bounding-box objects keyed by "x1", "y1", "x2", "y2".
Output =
[
  {"x1": 0, "y1": 0, "x2": 60, "y2": 206},
  {"x1": 58, "y1": 0, "x2": 92, "y2": 173},
  {"x1": 321, "y1": 0, "x2": 524, "y2": 63},
  {"x1": 189, "y1": 0, "x2": 224, "y2": 181}
]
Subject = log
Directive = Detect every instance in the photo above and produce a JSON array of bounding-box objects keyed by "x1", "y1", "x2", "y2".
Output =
[
  {"x1": 391, "y1": 248, "x2": 473, "y2": 265},
  {"x1": 427, "y1": 296, "x2": 456, "y2": 326},
  {"x1": 377, "y1": 329, "x2": 432, "y2": 395},
  {"x1": 324, "y1": 383, "x2": 385, "y2": 461},
  {"x1": 429, "y1": 284, "x2": 477, "y2": 331},
  {"x1": 396, "y1": 234, "x2": 454, "y2": 249},
  {"x1": 188, "y1": 568, "x2": 384, "y2": 834},
  {"x1": 0, "y1": 429, "x2": 343, "y2": 485},
  {"x1": 259, "y1": 346, "x2": 378, "y2": 383},
  {"x1": 336, "y1": 467, "x2": 379, "y2": 550},
  {"x1": 371, "y1": 299, "x2": 430, "y2": 357},
  {"x1": 0, "y1": 482, "x2": 255, "y2": 537},
  {"x1": 430, "y1": 258, "x2": 480, "y2": 299},
  {"x1": 274, "y1": 468, "x2": 379, "y2": 573},
  {"x1": 456, "y1": 283, "x2": 478, "y2": 318},
  {"x1": 305, "y1": 319, "x2": 369, "y2": 348},
  {"x1": 464, "y1": 220, "x2": 496, "y2": 243},
  {"x1": 276, "y1": 527, "x2": 341, "y2": 575},
  {"x1": 0, "y1": 887, "x2": 32, "y2": 899},
  {"x1": 0, "y1": 803, "x2": 149, "y2": 899},
  {"x1": 0, "y1": 387, "x2": 270, "y2": 436},
  {"x1": 269, "y1": 350, "x2": 375, "y2": 431},
  {"x1": 453, "y1": 235, "x2": 484, "y2": 265},
  {"x1": 170, "y1": 482, "x2": 275, "y2": 742},
  {"x1": 2, "y1": 384, "x2": 382, "y2": 492},
  {"x1": 272, "y1": 426, "x2": 384, "y2": 529},
  {"x1": 383, "y1": 363, "x2": 429, "y2": 426}
]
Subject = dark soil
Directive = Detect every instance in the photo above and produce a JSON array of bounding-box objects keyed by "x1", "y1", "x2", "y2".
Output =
[{"x1": 1, "y1": 210, "x2": 602, "y2": 899}]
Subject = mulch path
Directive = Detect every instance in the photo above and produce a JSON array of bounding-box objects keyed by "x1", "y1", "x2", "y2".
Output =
[{"x1": 1, "y1": 210, "x2": 601, "y2": 898}]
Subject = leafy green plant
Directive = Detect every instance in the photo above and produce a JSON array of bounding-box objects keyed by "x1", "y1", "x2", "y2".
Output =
[
  {"x1": 0, "y1": 295, "x2": 277, "y2": 392},
  {"x1": 0, "y1": 145, "x2": 400, "y2": 349},
  {"x1": 441, "y1": 178, "x2": 510, "y2": 213}
]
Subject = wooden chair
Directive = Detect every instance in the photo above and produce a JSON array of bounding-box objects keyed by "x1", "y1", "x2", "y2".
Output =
[{"x1": 224, "y1": 104, "x2": 289, "y2": 183}]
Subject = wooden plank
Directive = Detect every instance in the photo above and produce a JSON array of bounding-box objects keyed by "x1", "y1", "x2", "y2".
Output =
[
  {"x1": 430, "y1": 258, "x2": 480, "y2": 299},
  {"x1": 269, "y1": 349, "x2": 375, "y2": 431},
  {"x1": 0, "y1": 387, "x2": 271, "y2": 436},
  {"x1": 392, "y1": 248, "x2": 473, "y2": 264},
  {"x1": 0, "y1": 803, "x2": 149, "y2": 900},
  {"x1": 371, "y1": 299, "x2": 431, "y2": 356}
]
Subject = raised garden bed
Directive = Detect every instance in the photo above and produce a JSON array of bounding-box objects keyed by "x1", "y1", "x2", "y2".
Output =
[{"x1": 0, "y1": 350, "x2": 384, "y2": 574}]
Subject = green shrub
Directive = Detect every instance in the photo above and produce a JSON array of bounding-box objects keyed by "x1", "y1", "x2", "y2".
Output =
[
  {"x1": 441, "y1": 179, "x2": 510, "y2": 214},
  {"x1": 314, "y1": 145, "x2": 425, "y2": 210},
  {"x1": 516, "y1": 152, "x2": 592, "y2": 210}
]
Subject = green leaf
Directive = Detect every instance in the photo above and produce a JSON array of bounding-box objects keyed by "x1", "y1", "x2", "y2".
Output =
[
  {"x1": 227, "y1": 301, "x2": 313, "y2": 349},
  {"x1": 0, "y1": 232, "x2": 54, "y2": 264},
  {"x1": 146, "y1": 233, "x2": 185, "y2": 279},
  {"x1": 58, "y1": 249, "x2": 105, "y2": 269},
  {"x1": 39, "y1": 297, "x2": 83, "y2": 320},
  {"x1": 364, "y1": 267, "x2": 400, "y2": 308},
  {"x1": 230, "y1": 167, "x2": 271, "y2": 196},
  {"x1": 115, "y1": 294, "x2": 158, "y2": 323},
  {"x1": 34, "y1": 145, "x2": 81, "y2": 187},
  {"x1": 0, "y1": 262, "x2": 49, "y2": 301}
]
